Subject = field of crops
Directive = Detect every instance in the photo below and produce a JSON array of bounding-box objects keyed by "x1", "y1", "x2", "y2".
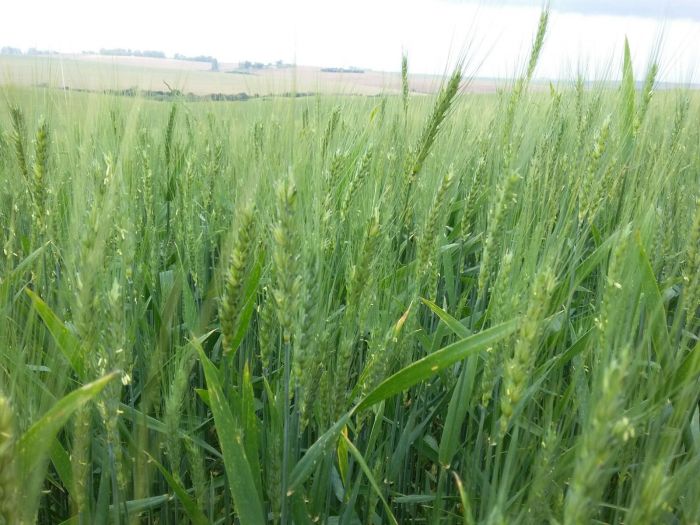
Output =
[{"x1": 1, "y1": 14, "x2": 700, "y2": 525}]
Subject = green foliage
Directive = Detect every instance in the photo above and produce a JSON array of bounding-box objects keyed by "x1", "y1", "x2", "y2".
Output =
[{"x1": 1, "y1": 29, "x2": 700, "y2": 524}]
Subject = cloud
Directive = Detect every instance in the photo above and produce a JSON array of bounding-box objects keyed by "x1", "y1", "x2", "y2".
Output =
[{"x1": 471, "y1": 0, "x2": 700, "y2": 21}]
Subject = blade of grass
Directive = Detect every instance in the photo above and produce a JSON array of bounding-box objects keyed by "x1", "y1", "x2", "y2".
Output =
[
  {"x1": 357, "y1": 318, "x2": 519, "y2": 411},
  {"x1": 342, "y1": 433, "x2": 399, "y2": 525},
  {"x1": 25, "y1": 288, "x2": 86, "y2": 379},
  {"x1": 17, "y1": 372, "x2": 119, "y2": 521},
  {"x1": 289, "y1": 319, "x2": 518, "y2": 492},
  {"x1": 194, "y1": 338, "x2": 265, "y2": 525},
  {"x1": 421, "y1": 297, "x2": 471, "y2": 339},
  {"x1": 18, "y1": 372, "x2": 118, "y2": 473},
  {"x1": 146, "y1": 452, "x2": 211, "y2": 525}
]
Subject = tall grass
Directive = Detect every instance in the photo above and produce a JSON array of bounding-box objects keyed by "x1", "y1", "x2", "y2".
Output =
[{"x1": 1, "y1": 19, "x2": 700, "y2": 524}]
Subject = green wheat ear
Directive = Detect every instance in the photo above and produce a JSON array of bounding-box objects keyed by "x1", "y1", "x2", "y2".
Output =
[
  {"x1": 401, "y1": 53, "x2": 410, "y2": 119},
  {"x1": 10, "y1": 106, "x2": 29, "y2": 183},
  {"x1": 408, "y1": 67, "x2": 462, "y2": 182},
  {"x1": 417, "y1": 168, "x2": 456, "y2": 300},
  {"x1": 220, "y1": 204, "x2": 256, "y2": 356},
  {"x1": 400, "y1": 65, "x2": 462, "y2": 239},
  {"x1": 526, "y1": 7, "x2": 549, "y2": 83},
  {"x1": 0, "y1": 396, "x2": 18, "y2": 525},
  {"x1": 272, "y1": 174, "x2": 301, "y2": 345},
  {"x1": 31, "y1": 116, "x2": 50, "y2": 239},
  {"x1": 620, "y1": 37, "x2": 636, "y2": 138}
]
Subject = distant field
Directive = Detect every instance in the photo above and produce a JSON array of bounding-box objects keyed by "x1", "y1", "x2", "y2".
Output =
[{"x1": 0, "y1": 54, "x2": 503, "y2": 96}]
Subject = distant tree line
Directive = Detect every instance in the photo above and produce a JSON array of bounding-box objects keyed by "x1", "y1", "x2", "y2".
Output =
[
  {"x1": 173, "y1": 54, "x2": 219, "y2": 71},
  {"x1": 174, "y1": 53, "x2": 217, "y2": 63},
  {"x1": 1, "y1": 46, "x2": 295, "y2": 77},
  {"x1": 27, "y1": 48, "x2": 59, "y2": 55},
  {"x1": 1, "y1": 46, "x2": 61, "y2": 56},
  {"x1": 239, "y1": 61, "x2": 268, "y2": 70},
  {"x1": 320, "y1": 67, "x2": 365, "y2": 74},
  {"x1": 1, "y1": 47, "x2": 22, "y2": 55},
  {"x1": 99, "y1": 48, "x2": 166, "y2": 59},
  {"x1": 238, "y1": 60, "x2": 292, "y2": 70},
  {"x1": 64, "y1": 85, "x2": 315, "y2": 102}
]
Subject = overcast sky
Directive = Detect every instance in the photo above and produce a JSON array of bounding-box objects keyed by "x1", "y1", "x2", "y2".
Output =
[
  {"x1": 498, "y1": 0, "x2": 700, "y2": 20},
  {"x1": 1, "y1": 0, "x2": 699, "y2": 82}
]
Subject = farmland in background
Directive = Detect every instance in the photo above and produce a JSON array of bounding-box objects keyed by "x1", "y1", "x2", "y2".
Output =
[{"x1": 0, "y1": 53, "x2": 503, "y2": 96}]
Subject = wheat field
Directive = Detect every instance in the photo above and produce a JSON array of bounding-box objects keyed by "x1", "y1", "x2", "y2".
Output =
[{"x1": 1, "y1": 12, "x2": 700, "y2": 525}]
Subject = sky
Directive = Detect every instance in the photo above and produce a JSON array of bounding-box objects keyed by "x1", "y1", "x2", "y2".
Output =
[{"x1": 1, "y1": 0, "x2": 699, "y2": 82}]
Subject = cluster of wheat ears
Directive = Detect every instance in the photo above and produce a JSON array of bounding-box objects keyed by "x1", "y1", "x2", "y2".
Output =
[{"x1": 1, "y1": 10, "x2": 699, "y2": 525}]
